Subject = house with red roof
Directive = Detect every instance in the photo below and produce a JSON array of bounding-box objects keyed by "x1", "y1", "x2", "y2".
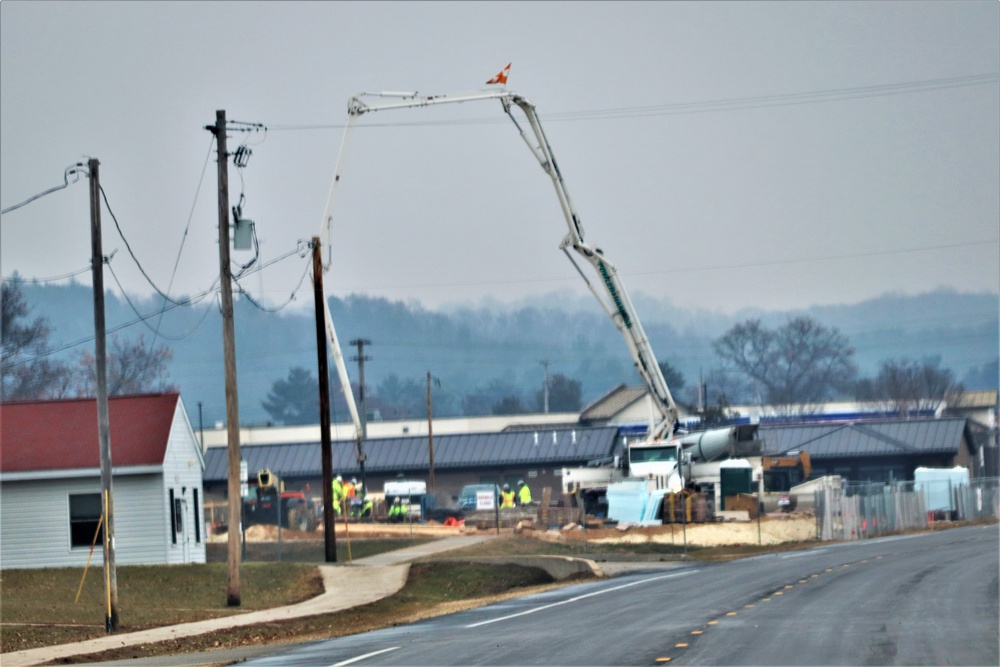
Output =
[{"x1": 1, "y1": 393, "x2": 205, "y2": 569}]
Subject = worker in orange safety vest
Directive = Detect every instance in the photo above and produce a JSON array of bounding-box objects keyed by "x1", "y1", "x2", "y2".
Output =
[{"x1": 500, "y1": 483, "x2": 515, "y2": 509}]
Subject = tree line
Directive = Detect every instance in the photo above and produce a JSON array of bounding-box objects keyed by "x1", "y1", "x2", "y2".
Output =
[
  {"x1": 1, "y1": 281, "x2": 969, "y2": 425},
  {"x1": 258, "y1": 316, "x2": 962, "y2": 426}
]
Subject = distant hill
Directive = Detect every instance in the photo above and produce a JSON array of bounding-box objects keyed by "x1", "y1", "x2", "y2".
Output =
[{"x1": 10, "y1": 281, "x2": 998, "y2": 427}]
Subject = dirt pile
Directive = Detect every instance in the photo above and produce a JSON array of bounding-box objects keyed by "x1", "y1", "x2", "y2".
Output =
[
  {"x1": 544, "y1": 512, "x2": 817, "y2": 547},
  {"x1": 209, "y1": 521, "x2": 475, "y2": 542}
]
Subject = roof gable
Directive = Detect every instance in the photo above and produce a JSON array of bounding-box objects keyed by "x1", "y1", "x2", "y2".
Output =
[
  {"x1": 1, "y1": 393, "x2": 180, "y2": 473},
  {"x1": 580, "y1": 385, "x2": 648, "y2": 422}
]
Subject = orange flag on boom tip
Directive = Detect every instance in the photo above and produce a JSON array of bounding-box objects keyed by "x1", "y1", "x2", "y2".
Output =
[{"x1": 486, "y1": 63, "x2": 511, "y2": 85}]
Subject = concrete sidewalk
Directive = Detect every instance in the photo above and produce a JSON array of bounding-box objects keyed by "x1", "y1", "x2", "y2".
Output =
[{"x1": 1, "y1": 535, "x2": 498, "y2": 667}]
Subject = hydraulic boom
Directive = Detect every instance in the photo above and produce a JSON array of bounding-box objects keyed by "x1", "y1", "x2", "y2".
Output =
[{"x1": 330, "y1": 90, "x2": 679, "y2": 441}]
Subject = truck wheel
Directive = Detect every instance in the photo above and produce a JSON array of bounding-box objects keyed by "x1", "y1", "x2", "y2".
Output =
[{"x1": 287, "y1": 507, "x2": 309, "y2": 532}]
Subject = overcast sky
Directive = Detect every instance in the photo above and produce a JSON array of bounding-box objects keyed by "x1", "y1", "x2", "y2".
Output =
[{"x1": 2, "y1": 1, "x2": 998, "y2": 319}]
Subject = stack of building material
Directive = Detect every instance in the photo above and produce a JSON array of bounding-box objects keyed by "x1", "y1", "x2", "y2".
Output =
[{"x1": 606, "y1": 480, "x2": 662, "y2": 525}]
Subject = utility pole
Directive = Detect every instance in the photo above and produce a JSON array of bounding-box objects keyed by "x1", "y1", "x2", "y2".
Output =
[
  {"x1": 540, "y1": 359, "x2": 551, "y2": 413},
  {"x1": 426, "y1": 371, "x2": 436, "y2": 492},
  {"x1": 88, "y1": 157, "x2": 119, "y2": 632},
  {"x1": 312, "y1": 238, "x2": 337, "y2": 562},
  {"x1": 207, "y1": 110, "x2": 243, "y2": 607},
  {"x1": 350, "y1": 338, "x2": 371, "y2": 494}
]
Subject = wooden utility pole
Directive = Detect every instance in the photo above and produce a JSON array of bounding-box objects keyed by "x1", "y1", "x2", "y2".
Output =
[
  {"x1": 426, "y1": 371, "x2": 435, "y2": 492},
  {"x1": 89, "y1": 157, "x2": 119, "y2": 632},
  {"x1": 312, "y1": 238, "x2": 337, "y2": 562},
  {"x1": 207, "y1": 110, "x2": 243, "y2": 607}
]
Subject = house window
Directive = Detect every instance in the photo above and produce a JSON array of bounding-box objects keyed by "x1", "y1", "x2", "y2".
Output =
[
  {"x1": 169, "y1": 489, "x2": 177, "y2": 544},
  {"x1": 69, "y1": 493, "x2": 103, "y2": 549}
]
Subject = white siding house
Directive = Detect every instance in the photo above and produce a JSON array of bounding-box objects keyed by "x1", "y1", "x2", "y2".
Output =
[{"x1": 0, "y1": 393, "x2": 205, "y2": 569}]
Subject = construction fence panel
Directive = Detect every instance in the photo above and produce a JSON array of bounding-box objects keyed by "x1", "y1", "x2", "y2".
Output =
[{"x1": 816, "y1": 477, "x2": 999, "y2": 541}]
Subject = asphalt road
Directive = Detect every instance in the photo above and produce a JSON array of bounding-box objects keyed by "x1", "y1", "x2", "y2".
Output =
[{"x1": 237, "y1": 524, "x2": 998, "y2": 667}]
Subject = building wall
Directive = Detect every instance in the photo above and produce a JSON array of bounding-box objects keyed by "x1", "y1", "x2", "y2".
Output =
[
  {"x1": 160, "y1": 400, "x2": 206, "y2": 564},
  {"x1": 1, "y1": 474, "x2": 170, "y2": 569}
]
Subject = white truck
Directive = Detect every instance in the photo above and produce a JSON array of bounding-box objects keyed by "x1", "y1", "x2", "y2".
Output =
[{"x1": 318, "y1": 85, "x2": 765, "y2": 520}]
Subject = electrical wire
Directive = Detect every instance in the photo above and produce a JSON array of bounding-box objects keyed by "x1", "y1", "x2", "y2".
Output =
[
  {"x1": 106, "y1": 260, "x2": 216, "y2": 341},
  {"x1": 98, "y1": 183, "x2": 217, "y2": 307},
  {"x1": 5, "y1": 275, "x2": 223, "y2": 367},
  {"x1": 2, "y1": 266, "x2": 92, "y2": 284},
  {"x1": 1, "y1": 163, "x2": 86, "y2": 215},
  {"x1": 152, "y1": 135, "x2": 215, "y2": 339},
  {"x1": 264, "y1": 73, "x2": 999, "y2": 131},
  {"x1": 232, "y1": 240, "x2": 314, "y2": 312}
]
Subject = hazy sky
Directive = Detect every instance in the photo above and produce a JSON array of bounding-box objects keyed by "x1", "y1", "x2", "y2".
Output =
[{"x1": 2, "y1": 1, "x2": 998, "y2": 318}]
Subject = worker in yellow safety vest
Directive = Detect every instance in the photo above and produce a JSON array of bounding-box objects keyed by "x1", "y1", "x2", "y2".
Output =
[
  {"x1": 517, "y1": 479, "x2": 532, "y2": 506},
  {"x1": 387, "y1": 497, "x2": 407, "y2": 522},
  {"x1": 500, "y1": 484, "x2": 515, "y2": 509},
  {"x1": 331, "y1": 475, "x2": 344, "y2": 515}
]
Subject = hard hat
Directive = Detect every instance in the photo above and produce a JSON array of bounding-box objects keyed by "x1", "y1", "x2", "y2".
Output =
[
  {"x1": 335, "y1": 475, "x2": 342, "y2": 482},
  {"x1": 394, "y1": 497, "x2": 401, "y2": 503},
  {"x1": 351, "y1": 478, "x2": 357, "y2": 484},
  {"x1": 518, "y1": 480, "x2": 525, "y2": 485},
  {"x1": 503, "y1": 484, "x2": 510, "y2": 490}
]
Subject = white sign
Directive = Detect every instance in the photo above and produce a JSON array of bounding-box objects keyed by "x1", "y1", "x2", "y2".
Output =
[
  {"x1": 476, "y1": 490, "x2": 496, "y2": 511},
  {"x1": 240, "y1": 460, "x2": 249, "y2": 498}
]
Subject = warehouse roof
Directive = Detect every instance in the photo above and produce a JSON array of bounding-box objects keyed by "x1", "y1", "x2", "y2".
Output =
[
  {"x1": 204, "y1": 426, "x2": 622, "y2": 482},
  {"x1": 759, "y1": 418, "x2": 974, "y2": 459}
]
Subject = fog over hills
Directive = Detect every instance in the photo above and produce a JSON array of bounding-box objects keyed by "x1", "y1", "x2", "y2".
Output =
[{"x1": 10, "y1": 281, "x2": 998, "y2": 427}]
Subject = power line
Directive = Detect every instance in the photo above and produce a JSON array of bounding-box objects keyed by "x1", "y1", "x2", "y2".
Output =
[
  {"x1": 1, "y1": 163, "x2": 86, "y2": 215},
  {"x1": 2, "y1": 266, "x2": 92, "y2": 284},
  {"x1": 264, "y1": 73, "x2": 999, "y2": 131}
]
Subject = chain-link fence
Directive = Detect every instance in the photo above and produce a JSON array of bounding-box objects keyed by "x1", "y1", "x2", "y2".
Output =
[{"x1": 816, "y1": 477, "x2": 1000, "y2": 541}]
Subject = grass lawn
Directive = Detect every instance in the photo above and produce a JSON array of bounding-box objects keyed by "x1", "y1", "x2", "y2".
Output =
[{"x1": 0, "y1": 537, "x2": 432, "y2": 654}]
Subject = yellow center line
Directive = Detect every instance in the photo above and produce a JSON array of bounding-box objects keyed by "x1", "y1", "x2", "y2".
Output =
[
  {"x1": 691, "y1": 630, "x2": 703, "y2": 635},
  {"x1": 676, "y1": 642, "x2": 689, "y2": 648},
  {"x1": 656, "y1": 658, "x2": 671, "y2": 663},
  {"x1": 726, "y1": 612, "x2": 737, "y2": 616}
]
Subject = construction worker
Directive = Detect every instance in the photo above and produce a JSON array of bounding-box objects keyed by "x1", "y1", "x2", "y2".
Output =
[
  {"x1": 344, "y1": 477, "x2": 357, "y2": 501},
  {"x1": 331, "y1": 475, "x2": 344, "y2": 515},
  {"x1": 387, "y1": 497, "x2": 406, "y2": 523},
  {"x1": 517, "y1": 479, "x2": 532, "y2": 506},
  {"x1": 358, "y1": 494, "x2": 374, "y2": 519},
  {"x1": 500, "y1": 483, "x2": 515, "y2": 509}
]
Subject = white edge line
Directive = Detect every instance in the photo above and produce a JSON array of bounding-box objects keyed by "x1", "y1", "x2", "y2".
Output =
[
  {"x1": 331, "y1": 645, "x2": 401, "y2": 666},
  {"x1": 464, "y1": 570, "x2": 698, "y2": 629},
  {"x1": 781, "y1": 548, "x2": 828, "y2": 559}
]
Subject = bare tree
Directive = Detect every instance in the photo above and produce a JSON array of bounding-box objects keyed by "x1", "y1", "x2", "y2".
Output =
[
  {"x1": 857, "y1": 356, "x2": 961, "y2": 418},
  {"x1": 713, "y1": 317, "x2": 857, "y2": 412},
  {"x1": 73, "y1": 334, "x2": 175, "y2": 397},
  {"x1": 1, "y1": 283, "x2": 70, "y2": 400}
]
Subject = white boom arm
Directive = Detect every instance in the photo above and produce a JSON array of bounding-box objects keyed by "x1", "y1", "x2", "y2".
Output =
[{"x1": 323, "y1": 89, "x2": 680, "y2": 441}]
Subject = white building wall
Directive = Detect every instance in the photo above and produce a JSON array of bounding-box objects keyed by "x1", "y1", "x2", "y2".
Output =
[
  {"x1": 160, "y1": 399, "x2": 206, "y2": 565},
  {"x1": 1, "y1": 474, "x2": 169, "y2": 569}
]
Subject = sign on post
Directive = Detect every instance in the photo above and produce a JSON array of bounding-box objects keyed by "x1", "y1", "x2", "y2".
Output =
[{"x1": 476, "y1": 490, "x2": 496, "y2": 511}]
